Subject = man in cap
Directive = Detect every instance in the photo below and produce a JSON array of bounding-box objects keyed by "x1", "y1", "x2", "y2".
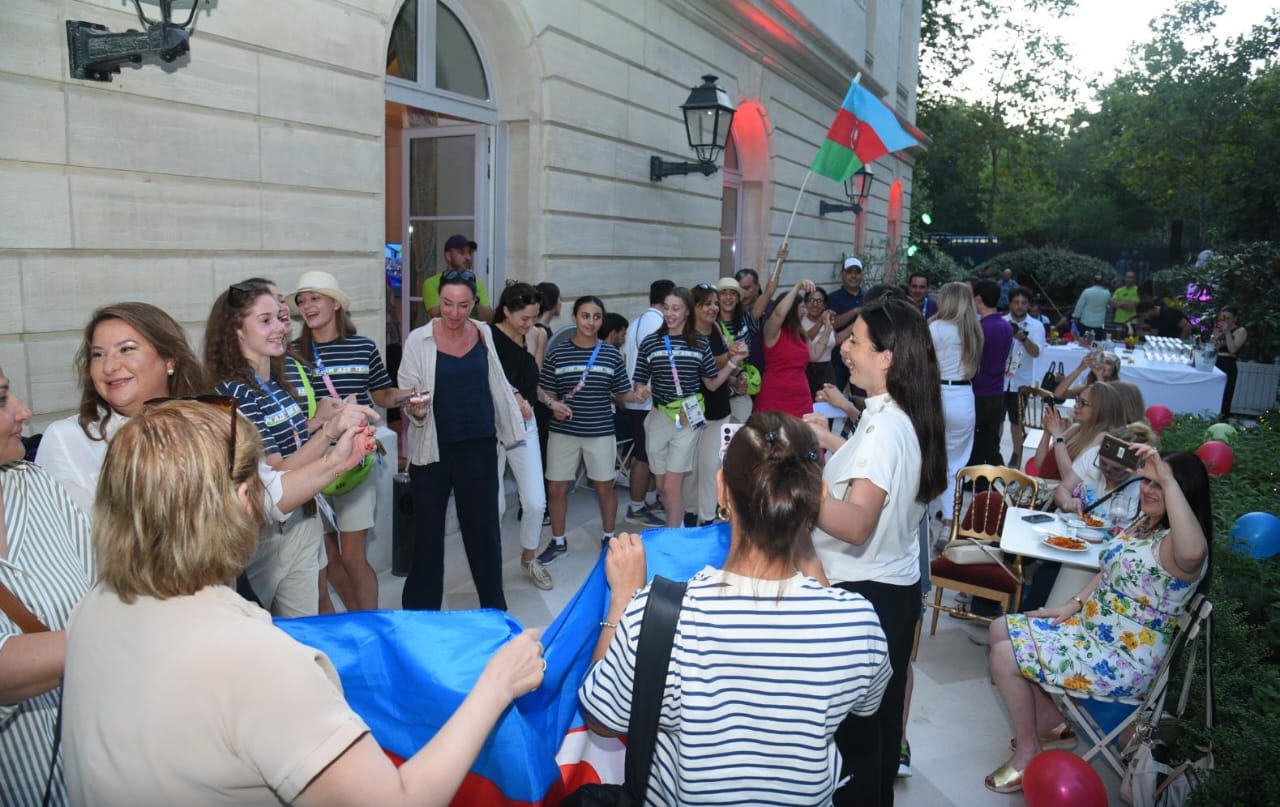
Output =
[
  {"x1": 422, "y1": 234, "x2": 492, "y2": 320},
  {"x1": 826, "y1": 256, "x2": 866, "y2": 392}
]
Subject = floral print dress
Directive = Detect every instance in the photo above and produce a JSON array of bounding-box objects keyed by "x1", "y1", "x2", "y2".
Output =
[{"x1": 1005, "y1": 521, "x2": 1201, "y2": 699}]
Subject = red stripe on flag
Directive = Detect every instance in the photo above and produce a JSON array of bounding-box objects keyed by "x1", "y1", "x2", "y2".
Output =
[
  {"x1": 851, "y1": 120, "x2": 890, "y2": 166},
  {"x1": 825, "y1": 108, "x2": 857, "y2": 148}
]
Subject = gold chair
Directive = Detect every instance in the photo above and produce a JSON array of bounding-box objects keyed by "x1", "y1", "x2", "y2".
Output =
[
  {"x1": 1018, "y1": 384, "x2": 1057, "y2": 432},
  {"x1": 927, "y1": 464, "x2": 1039, "y2": 635}
]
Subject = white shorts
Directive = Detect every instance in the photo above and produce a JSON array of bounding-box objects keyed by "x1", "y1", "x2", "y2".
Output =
[
  {"x1": 328, "y1": 472, "x2": 377, "y2": 533},
  {"x1": 644, "y1": 409, "x2": 698, "y2": 475},
  {"x1": 546, "y1": 433, "x2": 617, "y2": 482},
  {"x1": 246, "y1": 509, "x2": 322, "y2": 618}
]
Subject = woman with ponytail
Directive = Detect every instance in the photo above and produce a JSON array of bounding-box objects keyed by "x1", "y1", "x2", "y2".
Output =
[{"x1": 579, "y1": 411, "x2": 892, "y2": 804}]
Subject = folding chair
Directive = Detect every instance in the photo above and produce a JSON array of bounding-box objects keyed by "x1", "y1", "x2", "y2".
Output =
[
  {"x1": 1040, "y1": 594, "x2": 1213, "y2": 776},
  {"x1": 926, "y1": 465, "x2": 1039, "y2": 634}
]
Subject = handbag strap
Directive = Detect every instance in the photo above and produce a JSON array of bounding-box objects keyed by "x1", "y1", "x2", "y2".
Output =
[
  {"x1": 0, "y1": 579, "x2": 49, "y2": 633},
  {"x1": 623, "y1": 575, "x2": 688, "y2": 801}
]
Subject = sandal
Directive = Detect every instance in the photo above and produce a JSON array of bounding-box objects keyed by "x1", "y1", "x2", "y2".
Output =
[
  {"x1": 1009, "y1": 721, "x2": 1079, "y2": 752},
  {"x1": 984, "y1": 761, "x2": 1025, "y2": 794}
]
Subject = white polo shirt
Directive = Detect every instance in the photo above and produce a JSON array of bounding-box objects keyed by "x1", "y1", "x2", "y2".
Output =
[
  {"x1": 813, "y1": 393, "x2": 925, "y2": 586},
  {"x1": 1003, "y1": 314, "x2": 1047, "y2": 392}
]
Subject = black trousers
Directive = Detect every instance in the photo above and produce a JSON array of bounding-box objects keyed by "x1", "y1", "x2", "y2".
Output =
[
  {"x1": 1216, "y1": 354, "x2": 1238, "y2": 419},
  {"x1": 969, "y1": 394, "x2": 1006, "y2": 467},
  {"x1": 833, "y1": 579, "x2": 921, "y2": 807},
  {"x1": 403, "y1": 437, "x2": 507, "y2": 611}
]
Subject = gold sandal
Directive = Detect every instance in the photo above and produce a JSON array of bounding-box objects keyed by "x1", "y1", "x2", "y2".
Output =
[
  {"x1": 1009, "y1": 721, "x2": 1079, "y2": 752},
  {"x1": 984, "y1": 761, "x2": 1025, "y2": 794}
]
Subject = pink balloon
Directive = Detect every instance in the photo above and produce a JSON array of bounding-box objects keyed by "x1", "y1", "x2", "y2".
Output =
[
  {"x1": 1023, "y1": 751, "x2": 1107, "y2": 807},
  {"x1": 1145, "y1": 404, "x2": 1174, "y2": 433},
  {"x1": 1196, "y1": 440, "x2": 1235, "y2": 476}
]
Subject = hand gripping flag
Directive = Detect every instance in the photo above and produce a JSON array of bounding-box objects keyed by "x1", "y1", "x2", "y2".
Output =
[
  {"x1": 810, "y1": 77, "x2": 919, "y2": 182},
  {"x1": 277, "y1": 522, "x2": 731, "y2": 805}
]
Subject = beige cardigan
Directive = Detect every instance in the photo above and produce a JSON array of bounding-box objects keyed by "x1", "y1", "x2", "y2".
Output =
[{"x1": 397, "y1": 319, "x2": 525, "y2": 466}]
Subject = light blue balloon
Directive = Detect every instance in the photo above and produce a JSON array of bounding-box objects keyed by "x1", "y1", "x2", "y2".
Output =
[{"x1": 1230, "y1": 512, "x2": 1280, "y2": 559}]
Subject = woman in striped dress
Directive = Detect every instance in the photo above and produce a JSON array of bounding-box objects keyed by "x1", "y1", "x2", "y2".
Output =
[
  {"x1": 0, "y1": 368, "x2": 94, "y2": 807},
  {"x1": 579, "y1": 411, "x2": 892, "y2": 804}
]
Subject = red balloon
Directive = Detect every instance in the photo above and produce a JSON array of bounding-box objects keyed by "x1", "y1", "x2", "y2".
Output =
[
  {"x1": 1145, "y1": 404, "x2": 1174, "y2": 433},
  {"x1": 1023, "y1": 751, "x2": 1108, "y2": 807},
  {"x1": 1195, "y1": 440, "x2": 1235, "y2": 476}
]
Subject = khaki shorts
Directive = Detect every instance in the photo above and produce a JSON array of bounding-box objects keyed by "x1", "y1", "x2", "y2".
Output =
[
  {"x1": 546, "y1": 433, "x2": 617, "y2": 482},
  {"x1": 246, "y1": 510, "x2": 322, "y2": 618},
  {"x1": 328, "y1": 470, "x2": 377, "y2": 532},
  {"x1": 644, "y1": 409, "x2": 698, "y2": 475}
]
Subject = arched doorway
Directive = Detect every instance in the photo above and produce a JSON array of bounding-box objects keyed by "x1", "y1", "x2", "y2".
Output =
[
  {"x1": 385, "y1": 0, "x2": 497, "y2": 334},
  {"x1": 721, "y1": 100, "x2": 775, "y2": 277}
]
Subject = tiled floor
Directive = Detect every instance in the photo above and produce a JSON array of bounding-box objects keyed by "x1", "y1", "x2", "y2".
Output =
[{"x1": 369, "y1": 439, "x2": 1125, "y2": 806}]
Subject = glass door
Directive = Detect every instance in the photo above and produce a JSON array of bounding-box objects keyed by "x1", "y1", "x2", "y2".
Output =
[{"x1": 401, "y1": 124, "x2": 488, "y2": 332}]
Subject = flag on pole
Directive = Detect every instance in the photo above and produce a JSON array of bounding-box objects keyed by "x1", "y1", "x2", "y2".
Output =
[
  {"x1": 810, "y1": 76, "x2": 919, "y2": 182},
  {"x1": 276, "y1": 522, "x2": 732, "y2": 805}
]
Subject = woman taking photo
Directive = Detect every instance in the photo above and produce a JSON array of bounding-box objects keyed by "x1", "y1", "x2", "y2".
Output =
[
  {"x1": 715, "y1": 276, "x2": 755, "y2": 423},
  {"x1": 489, "y1": 282, "x2": 552, "y2": 591},
  {"x1": 289, "y1": 271, "x2": 409, "y2": 612},
  {"x1": 682, "y1": 284, "x2": 736, "y2": 525},
  {"x1": 398, "y1": 271, "x2": 525, "y2": 611},
  {"x1": 579, "y1": 412, "x2": 892, "y2": 805},
  {"x1": 206, "y1": 280, "x2": 374, "y2": 617},
  {"x1": 755, "y1": 279, "x2": 822, "y2": 419},
  {"x1": 1033, "y1": 380, "x2": 1127, "y2": 481},
  {"x1": 985, "y1": 448, "x2": 1210, "y2": 793},
  {"x1": 632, "y1": 287, "x2": 746, "y2": 528},
  {"x1": 801, "y1": 296, "x2": 947, "y2": 807},
  {"x1": 802, "y1": 285, "x2": 838, "y2": 396},
  {"x1": 1213, "y1": 304, "x2": 1246, "y2": 420},
  {"x1": 1052, "y1": 349, "x2": 1120, "y2": 401},
  {"x1": 536, "y1": 296, "x2": 641, "y2": 561},
  {"x1": 61, "y1": 400, "x2": 544, "y2": 806},
  {"x1": 928, "y1": 282, "x2": 982, "y2": 544},
  {"x1": 0, "y1": 369, "x2": 93, "y2": 807}
]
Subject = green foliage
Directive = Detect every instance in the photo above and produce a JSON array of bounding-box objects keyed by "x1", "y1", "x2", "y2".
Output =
[
  {"x1": 905, "y1": 244, "x2": 971, "y2": 290},
  {"x1": 1151, "y1": 242, "x2": 1280, "y2": 361},
  {"x1": 1154, "y1": 413, "x2": 1280, "y2": 805},
  {"x1": 975, "y1": 248, "x2": 1113, "y2": 313}
]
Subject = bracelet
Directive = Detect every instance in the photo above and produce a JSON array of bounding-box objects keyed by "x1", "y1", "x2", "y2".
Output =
[
  {"x1": 1071, "y1": 596, "x2": 1084, "y2": 610},
  {"x1": 599, "y1": 620, "x2": 617, "y2": 630}
]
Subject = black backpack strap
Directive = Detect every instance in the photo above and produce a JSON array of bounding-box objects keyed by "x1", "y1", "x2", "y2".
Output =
[{"x1": 623, "y1": 575, "x2": 687, "y2": 802}]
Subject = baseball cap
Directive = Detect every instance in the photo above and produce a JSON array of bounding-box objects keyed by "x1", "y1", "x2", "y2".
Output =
[
  {"x1": 444, "y1": 234, "x2": 478, "y2": 253},
  {"x1": 843, "y1": 257, "x2": 863, "y2": 271}
]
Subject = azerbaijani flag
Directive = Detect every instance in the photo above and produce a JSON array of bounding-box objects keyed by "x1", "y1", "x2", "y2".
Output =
[
  {"x1": 276, "y1": 522, "x2": 731, "y2": 805},
  {"x1": 810, "y1": 77, "x2": 919, "y2": 182}
]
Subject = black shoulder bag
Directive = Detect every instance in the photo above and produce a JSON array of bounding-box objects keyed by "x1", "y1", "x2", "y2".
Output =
[{"x1": 563, "y1": 575, "x2": 688, "y2": 807}]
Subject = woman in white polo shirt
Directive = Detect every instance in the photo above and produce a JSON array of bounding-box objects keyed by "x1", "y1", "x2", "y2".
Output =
[
  {"x1": 632, "y1": 287, "x2": 746, "y2": 528},
  {"x1": 801, "y1": 296, "x2": 947, "y2": 807}
]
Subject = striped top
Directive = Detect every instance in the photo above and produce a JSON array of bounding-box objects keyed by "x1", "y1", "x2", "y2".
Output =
[
  {"x1": 579, "y1": 566, "x2": 891, "y2": 805},
  {"x1": 632, "y1": 333, "x2": 717, "y2": 407},
  {"x1": 539, "y1": 340, "x2": 631, "y2": 437},
  {"x1": 286, "y1": 336, "x2": 393, "y2": 408},
  {"x1": 0, "y1": 462, "x2": 95, "y2": 807},
  {"x1": 214, "y1": 377, "x2": 308, "y2": 460}
]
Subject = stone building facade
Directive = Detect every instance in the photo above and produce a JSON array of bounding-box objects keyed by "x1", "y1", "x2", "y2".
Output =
[{"x1": 0, "y1": 0, "x2": 921, "y2": 428}]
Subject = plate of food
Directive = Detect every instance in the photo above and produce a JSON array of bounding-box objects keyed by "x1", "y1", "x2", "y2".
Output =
[
  {"x1": 1066, "y1": 514, "x2": 1105, "y2": 529},
  {"x1": 1043, "y1": 535, "x2": 1089, "y2": 552}
]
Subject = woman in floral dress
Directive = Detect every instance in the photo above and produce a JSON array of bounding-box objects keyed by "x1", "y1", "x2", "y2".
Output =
[{"x1": 983, "y1": 447, "x2": 1212, "y2": 794}]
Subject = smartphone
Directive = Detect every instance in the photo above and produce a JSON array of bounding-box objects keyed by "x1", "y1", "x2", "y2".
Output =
[
  {"x1": 1100, "y1": 435, "x2": 1144, "y2": 470},
  {"x1": 1021, "y1": 513, "x2": 1054, "y2": 524},
  {"x1": 394, "y1": 391, "x2": 432, "y2": 406}
]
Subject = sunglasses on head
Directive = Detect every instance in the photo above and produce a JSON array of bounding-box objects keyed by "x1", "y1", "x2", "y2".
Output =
[
  {"x1": 694, "y1": 283, "x2": 715, "y2": 292},
  {"x1": 228, "y1": 281, "x2": 269, "y2": 307},
  {"x1": 144, "y1": 395, "x2": 240, "y2": 475}
]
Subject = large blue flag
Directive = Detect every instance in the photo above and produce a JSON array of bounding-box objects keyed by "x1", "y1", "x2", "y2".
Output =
[{"x1": 277, "y1": 522, "x2": 731, "y2": 805}]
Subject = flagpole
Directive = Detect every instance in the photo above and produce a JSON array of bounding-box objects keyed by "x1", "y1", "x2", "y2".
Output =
[{"x1": 768, "y1": 170, "x2": 813, "y2": 284}]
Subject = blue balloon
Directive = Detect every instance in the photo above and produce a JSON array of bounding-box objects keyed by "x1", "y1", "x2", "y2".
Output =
[{"x1": 1230, "y1": 512, "x2": 1280, "y2": 559}]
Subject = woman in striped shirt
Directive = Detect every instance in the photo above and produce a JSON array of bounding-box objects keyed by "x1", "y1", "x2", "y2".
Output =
[
  {"x1": 579, "y1": 411, "x2": 891, "y2": 804},
  {"x1": 0, "y1": 368, "x2": 94, "y2": 807},
  {"x1": 632, "y1": 287, "x2": 746, "y2": 528}
]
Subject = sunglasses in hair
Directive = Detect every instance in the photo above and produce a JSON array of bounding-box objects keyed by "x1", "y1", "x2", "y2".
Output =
[
  {"x1": 144, "y1": 395, "x2": 240, "y2": 475},
  {"x1": 227, "y1": 281, "x2": 269, "y2": 306},
  {"x1": 694, "y1": 283, "x2": 716, "y2": 292},
  {"x1": 442, "y1": 270, "x2": 476, "y2": 283}
]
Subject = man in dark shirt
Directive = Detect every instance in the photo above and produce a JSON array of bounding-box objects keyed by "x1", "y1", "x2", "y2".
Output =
[
  {"x1": 1136, "y1": 301, "x2": 1193, "y2": 339},
  {"x1": 827, "y1": 257, "x2": 866, "y2": 392},
  {"x1": 968, "y1": 280, "x2": 1014, "y2": 467},
  {"x1": 906, "y1": 272, "x2": 938, "y2": 319}
]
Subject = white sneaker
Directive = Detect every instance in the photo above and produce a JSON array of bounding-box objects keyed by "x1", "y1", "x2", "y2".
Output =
[{"x1": 523, "y1": 559, "x2": 554, "y2": 591}]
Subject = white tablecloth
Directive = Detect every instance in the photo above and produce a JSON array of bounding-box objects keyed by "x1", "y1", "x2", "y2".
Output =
[{"x1": 1032, "y1": 344, "x2": 1226, "y2": 416}]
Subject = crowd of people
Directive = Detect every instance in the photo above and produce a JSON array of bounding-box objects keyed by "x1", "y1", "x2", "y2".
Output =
[{"x1": 0, "y1": 233, "x2": 1217, "y2": 805}]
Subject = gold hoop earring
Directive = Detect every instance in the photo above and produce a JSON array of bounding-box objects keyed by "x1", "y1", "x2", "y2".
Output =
[{"x1": 716, "y1": 504, "x2": 730, "y2": 522}]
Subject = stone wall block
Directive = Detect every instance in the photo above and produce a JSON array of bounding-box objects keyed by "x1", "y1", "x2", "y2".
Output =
[
  {"x1": 0, "y1": 166, "x2": 72, "y2": 249},
  {"x1": 260, "y1": 124, "x2": 383, "y2": 194},
  {"x1": 0, "y1": 79, "x2": 67, "y2": 165},
  {"x1": 69, "y1": 173, "x2": 262, "y2": 250}
]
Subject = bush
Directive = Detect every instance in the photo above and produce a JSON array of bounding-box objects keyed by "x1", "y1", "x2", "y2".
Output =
[
  {"x1": 1150, "y1": 242, "x2": 1280, "y2": 362},
  {"x1": 1154, "y1": 413, "x2": 1280, "y2": 805},
  {"x1": 906, "y1": 244, "x2": 972, "y2": 291},
  {"x1": 976, "y1": 248, "x2": 1116, "y2": 318}
]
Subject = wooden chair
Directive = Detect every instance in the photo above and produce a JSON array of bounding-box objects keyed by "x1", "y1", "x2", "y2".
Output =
[
  {"x1": 927, "y1": 465, "x2": 1039, "y2": 635},
  {"x1": 1018, "y1": 384, "x2": 1056, "y2": 432}
]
